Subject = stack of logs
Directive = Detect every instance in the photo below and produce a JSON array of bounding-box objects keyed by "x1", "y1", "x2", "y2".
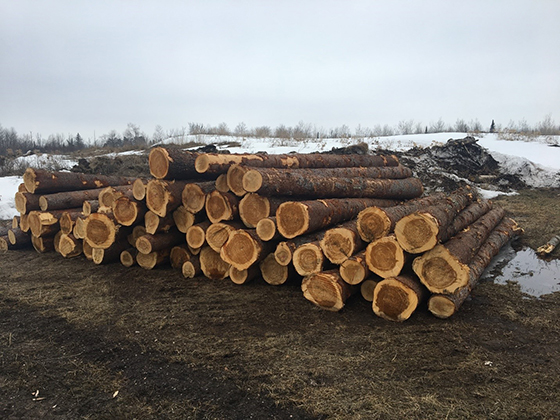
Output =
[{"x1": 3, "y1": 147, "x2": 522, "y2": 322}]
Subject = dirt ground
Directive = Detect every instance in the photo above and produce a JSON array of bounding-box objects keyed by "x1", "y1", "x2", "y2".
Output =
[{"x1": 1, "y1": 189, "x2": 559, "y2": 419}]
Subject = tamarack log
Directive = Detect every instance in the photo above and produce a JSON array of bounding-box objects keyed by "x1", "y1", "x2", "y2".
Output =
[
  {"x1": 301, "y1": 269, "x2": 358, "y2": 312},
  {"x1": 373, "y1": 274, "x2": 428, "y2": 322}
]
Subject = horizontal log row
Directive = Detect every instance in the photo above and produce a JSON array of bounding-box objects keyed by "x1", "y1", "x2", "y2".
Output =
[{"x1": 4, "y1": 154, "x2": 522, "y2": 324}]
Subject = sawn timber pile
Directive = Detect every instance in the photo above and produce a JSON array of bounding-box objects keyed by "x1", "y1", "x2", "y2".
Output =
[{"x1": 4, "y1": 148, "x2": 522, "y2": 322}]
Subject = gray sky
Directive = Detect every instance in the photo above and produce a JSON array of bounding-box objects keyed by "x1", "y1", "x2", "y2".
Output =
[{"x1": 1, "y1": 0, "x2": 559, "y2": 141}]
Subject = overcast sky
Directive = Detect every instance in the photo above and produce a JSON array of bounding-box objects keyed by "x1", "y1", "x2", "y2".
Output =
[{"x1": 1, "y1": 0, "x2": 559, "y2": 141}]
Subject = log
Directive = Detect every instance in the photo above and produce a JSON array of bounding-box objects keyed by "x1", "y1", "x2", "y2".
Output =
[
  {"x1": 18, "y1": 183, "x2": 28, "y2": 192},
  {"x1": 243, "y1": 165, "x2": 413, "y2": 194},
  {"x1": 31, "y1": 235, "x2": 55, "y2": 253},
  {"x1": 144, "y1": 210, "x2": 175, "y2": 235},
  {"x1": 73, "y1": 216, "x2": 87, "y2": 239},
  {"x1": 170, "y1": 245, "x2": 192, "y2": 269},
  {"x1": 394, "y1": 188, "x2": 479, "y2": 254},
  {"x1": 146, "y1": 179, "x2": 190, "y2": 217},
  {"x1": 38, "y1": 188, "x2": 104, "y2": 211},
  {"x1": 356, "y1": 192, "x2": 449, "y2": 242},
  {"x1": 230, "y1": 266, "x2": 260, "y2": 285},
  {"x1": 132, "y1": 178, "x2": 148, "y2": 201},
  {"x1": 92, "y1": 239, "x2": 130, "y2": 264},
  {"x1": 205, "y1": 221, "x2": 244, "y2": 252},
  {"x1": 186, "y1": 220, "x2": 212, "y2": 249},
  {"x1": 181, "y1": 256, "x2": 202, "y2": 278},
  {"x1": 7, "y1": 228, "x2": 32, "y2": 249},
  {"x1": 339, "y1": 250, "x2": 370, "y2": 285},
  {"x1": 173, "y1": 205, "x2": 201, "y2": 233},
  {"x1": 23, "y1": 168, "x2": 135, "y2": 194},
  {"x1": 182, "y1": 181, "x2": 216, "y2": 214},
  {"x1": 53, "y1": 231, "x2": 63, "y2": 254},
  {"x1": 274, "y1": 230, "x2": 327, "y2": 266},
  {"x1": 15, "y1": 192, "x2": 42, "y2": 214},
  {"x1": 226, "y1": 164, "x2": 250, "y2": 196},
  {"x1": 82, "y1": 200, "x2": 99, "y2": 216},
  {"x1": 84, "y1": 212, "x2": 131, "y2": 250},
  {"x1": 276, "y1": 198, "x2": 398, "y2": 239},
  {"x1": 412, "y1": 207, "x2": 506, "y2": 294},
  {"x1": 537, "y1": 234, "x2": 560, "y2": 256},
  {"x1": 215, "y1": 173, "x2": 229, "y2": 193},
  {"x1": 428, "y1": 217, "x2": 523, "y2": 318},
  {"x1": 58, "y1": 233, "x2": 83, "y2": 258},
  {"x1": 136, "y1": 230, "x2": 185, "y2": 255},
  {"x1": 260, "y1": 253, "x2": 296, "y2": 286},
  {"x1": 58, "y1": 211, "x2": 83, "y2": 235},
  {"x1": 19, "y1": 214, "x2": 30, "y2": 233},
  {"x1": 0, "y1": 236, "x2": 8, "y2": 252},
  {"x1": 27, "y1": 210, "x2": 62, "y2": 238},
  {"x1": 301, "y1": 269, "x2": 358, "y2": 312},
  {"x1": 82, "y1": 239, "x2": 93, "y2": 260},
  {"x1": 238, "y1": 193, "x2": 284, "y2": 228},
  {"x1": 360, "y1": 278, "x2": 379, "y2": 302},
  {"x1": 205, "y1": 191, "x2": 239, "y2": 224},
  {"x1": 199, "y1": 246, "x2": 230, "y2": 280},
  {"x1": 113, "y1": 196, "x2": 147, "y2": 227},
  {"x1": 372, "y1": 274, "x2": 428, "y2": 322},
  {"x1": 120, "y1": 248, "x2": 138, "y2": 267},
  {"x1": 136, "y1": 249, "x2": 170, "y2": 270},
  {"x1": 148, "y1": 147, "x2": 200, "y2": 180},
  {"x1": 128, "y1": 225, "x2": 147, "y2": 247},
  {"x1": 365, "y1": 235, "x2": 408, "y2": 279},
  {"x1": 220, "y1": 229, "x2": 274, "y2": 270},
  {"x1": 243, "y1": 171, "x2": 423, "y2": 199},
  {"x1": 292, "y1": 241, "x2": 329, "y2": 276},
  {"x1": 320, "y1": 220, "x2": 364, "y2": 265},
  {"x1": 198, "y1": 152, "x2": 400, "y2": 174},
  {"x1": 256, "y1": 217, "x2": 280, "y2": 242},
  {"x1": 12, "y1": 216, "x2": 20, "y2": 229}
]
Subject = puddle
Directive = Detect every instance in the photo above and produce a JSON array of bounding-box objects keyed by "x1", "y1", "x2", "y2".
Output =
[{"x1": 484, "y1": 245, "x2": 560, "y2": 297}]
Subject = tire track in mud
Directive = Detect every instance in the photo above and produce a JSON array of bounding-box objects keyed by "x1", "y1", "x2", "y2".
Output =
[{"x1": 0, "y1": 297, "x2": 316, "y2": 420}]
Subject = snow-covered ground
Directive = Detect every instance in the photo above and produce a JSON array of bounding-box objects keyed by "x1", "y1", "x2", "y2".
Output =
[{"x1": 1, "y1": 132, "x2": 559, "y2": 220}]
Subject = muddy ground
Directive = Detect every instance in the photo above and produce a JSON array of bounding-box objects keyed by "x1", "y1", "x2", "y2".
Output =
[{"x1": 0, "y1": 187, "x2": 559, "y2": 420}]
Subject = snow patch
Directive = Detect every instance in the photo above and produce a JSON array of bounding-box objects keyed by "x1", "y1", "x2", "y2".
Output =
[{"x1": 0, "y1": 176, "x2": 23, "y2": 220}]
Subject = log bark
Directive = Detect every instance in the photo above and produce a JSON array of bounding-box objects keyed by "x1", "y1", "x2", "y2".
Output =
[
  {"x1": 148, "y1": 147, "x2": 200, "y2": 180},
  {"x1": 356, "y1": 192, "x2": 449, "y2": 242},
  {"x1": 182, "y1": 257, "x2": 202, "y2": 278},
  {"x1": 7, "y1": 228, "x2": 32, "y2": 249},
  {"x1": 170, "y1": 245, "x2": 192, "y2": 269},
  {"x1": 82, "y1": 200, "x2": 99, "y2": 216},
  {"x1": 243, "y1": 171, "x2": 423, "y2": 199},
  {"x1": 293, "y1": 241, "x2": 329, "y2": 276},
  {"x1": 23, "y1": 168, "x2": 135, "y2": 194},
  {"x1": 360, "y1": 278, "x2": 379, "y2": 302},
  {"x1": 394, "y1": 188, "x2": 477, "y2": 253},
  {"x1": 173, "y1": 205, "x2": 201, "y2": 233},
  {"x1": 182, "y1": 181, "x2": 216, "y2": 214},
  {"x1": 205, "y1": 191, "x2": 240, "y2": 223},
  {"x1": 274, "y1": 230, "x2": 327, "y2": 266},
  {"x1": 195, "y1": 153, "x2": 260, "y2": 174},
  {"x1": 276, "y1": 198, "x2": 398, "y2": 239},
  {"x1": 365, "y1": 235, "x2": 408, "y2": 279},
  {"x1": 144, "y1": 210, "x2": 175, "y2": 235},
  {"x1": 372, "y1": 274, "x2": 428, "y2": 322},
  {"x1": 136, "y1": 230, "x2": 185, "y2": 255},
  {"x1": 15, "y1": 192, "x2": 42, "y2": 214},
  {"x1": 136, "y1": 249, "x2": 170, "y2": 269},
  {"x1": 220, "y1": 229, "x2": 274, "y2": 270},
  {"x1": 320, "y1": 220, "x2": 364, "y2": 265},
  {"x1": 537, "y1": 234, "x2": 560, "y2": 256},
  {"x1": 146, "y1": 179, "x2": 191, "y2": 217},
  {"x1": 339, "y1": 250, "x2": 370, "y2": 285},
  {"x1": 58, "y1": 233, "x2": 83, "y2": 258},
  {"x1": 132, "y1": 178, "x2": 148, "y2": 200},
  {"x1": 199, "y1": 246, "x2": 231, "y2": 280},
  {"x1": 260, "y1": 253, "x2": 296, "y2": 286},
  {"x1": 238, "y1": 193, "x2": 284, "y2": 228},
  {"x1": 256, "y1": 217, "x2": 280, "y2": 242},
  {"x1": 38, "y1": 188, "x2": 104, "y2": 211},
  {"x1": 428, "y1": 217, "x2": 522, "y2": 318},
  {"x1": 31, "y1": 235, "x2": 55, "y2": 253},
  {"x1": 205, "y1": 221, "x2": 244, "y2": 252},
  {"x1": 84, "y1": 212, "x2": 131, "y2": 250},
  {"x1": 113, "y1": 196, "x2": 147, "y2": 227},
  {"x1": 59, "y1": 211, "x2": 84, "y2": 235},
  {"x1": 186, "y1": 220, "x2": 212, "y2": 249},
  {"x1": 229, "y1": 266, "x2": 260, "y2": 285},
  {"x1": 412, "y1": 207, "x2": 506, "y2": 294},
  {"x1": 120, "y1": 248, "x2": 138, "y2": 267},
  {"x1": 301, "y1": 269, "x2": 358, "y2": 312}
]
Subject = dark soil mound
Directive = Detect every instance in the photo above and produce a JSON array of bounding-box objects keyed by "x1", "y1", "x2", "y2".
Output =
[{"x1": 72, "y1": 154, "x2": 151, "y2": 178}]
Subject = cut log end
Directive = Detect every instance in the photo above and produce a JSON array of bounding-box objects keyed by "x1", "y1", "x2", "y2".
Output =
[
  {"x1": 357, "y1": 207, "x2": 392, "y2": 242},
  {"x1": 301, "y1": 271, "x2": 353, "y2": 312},
  {"x1": 427, "y1": 295, "x2": 457, "y2": 319},
  {"x1": 220, "y1": 230, "x2": 260, "y2": 270},
  {"x1": 256, "y1": 217, "x2": 276, "y2": 241},
  {"x1": 205, "y1": 191, "x2": 235, "y2": 223},
  {"x1": 242, "y1": 169, "x2": 263, "y2": 193},
  {"x1": 199, "y1": 246, "x2": 230, "y2": 280},
  {"x1": 182, "y1": 259, "x2": 201, "y2": 278},
  {"x1": 293, "y1": 243, "x2": 324, "y2": 276},
  {"x1": 226, "y1": 164, "x2": 249, "y2": 196},
  {"x1": 84, "y1": 213, "x2": 116, "y2": 249},
  {"x1": 394, "y1": 213, "x2": 439, "y2": 254},
  {"x1": 145, "y1": 180, "x2": 169, "y2": 217},
  {"x1": 239, "y1": 193, "x2": 271, "y2": 228},
  {"x1": 412, "y1": 246, "x2": 470, "y2": 294},
  {"x1": 365, "y1": 236, "x2": 406, "y2": 278},
  {"x1": 340, "y1": 259, "x2": 368, "y2": 285},
  {"x1": 120, "y1": 249, "x2": 137, "y2": 267},
  {"x1": 373, "y1": 278, "x2": 419, "y2": 322},
  {"x1": 149, "y1": 147, "x2": 171, "y2": 179},
  {"x1": 276, "y1": 202, "x2": 309, "y2": 239},
  {"x1": 321, "y1": 228, "x2": 356, "y2": 265},
  {"x1": 132, "y1": 178, "x2": 147, "y2": 200},
  {"x1": 360, "y1": 279, "x2": 378, "y2": 302},
  {"x1": 260, "y1": 253, "x2": 290, "y2": 285},
  {"x1": 186, "y1": 225, "x2": 206, "y2": 249},
  {"x1": 182, "y1": 183, "x2": 208, "y2": 213},
  {"x1": 23, "y1": 168, "x2": 38, "y2": 193}
]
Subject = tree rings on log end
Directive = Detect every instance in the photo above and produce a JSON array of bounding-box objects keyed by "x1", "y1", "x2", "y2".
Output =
[
  {"x1": 301, "y1": 272, "x2": 346, "y2": 312},
  {"x1": 276, "y1": 202, "x2": 309, "y2": 239},
  {"x1": 239, "y1": 193, "x2": 270, "y2": 228},
  {"x1": 260, "y1": 253, "x2": 290, "y2": 285},
  {"x1": 340, "y1": 258, "x2": 369, "y2": 285},
  {"x1": 241, "y1": 169, "x2": 263, "y2": 193},
  {"x1": 200, "y1": 246, "x2": 230, "y2": 280},
  {"x1": 149, "y1": 147, "x2": 171, "y2": 179},
  {"x1": 373, "y1": 277, "x2": 419, "y2": 322},
  {"x1": 357, "y1": 207, "x2": 392, "y2": 242},
  {"x1": 412, "y1": 245, "x2": 469, "y2": 294},
  {"x1": 293, "y1": 243, "x2": 324, "y2": 276},
  {"x1": 145, "y1": 180, "x2": 169, "y2": 217},
  {"x1": 360, "y1": 279, "x2": 378, "y2": 302},
  {"x1": 365, "y1": 235, "x2": 405, "y2": 278},
  {"x1": 227, "y1": 164, "x2": 249, "y2": 196},
  {"x1": 84, "y1": 213, "x2": 116, "y2": 249},
  {"x1": 220, "y1": 230, "x2": 259, "y2": 270},
  {"x1": 205, "y1": 191, "x2": 235, "y2": 223},
  {"x1": 321, "y1": 228, "x2": 355, "y2": 265},
  {"x1": 394, "y1": 212, "x2": 439, "y2": 254},
  {"x1": 428, "y1": 295, "x2": 457, "y2": 319},
  {"x1": 256, "y1": 217, "x2": 276, "y2": 241}
]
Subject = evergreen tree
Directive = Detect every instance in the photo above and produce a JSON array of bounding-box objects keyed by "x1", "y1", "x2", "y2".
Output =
[{"x1": 490, "y1": 119, "x2": 496, "y2": 133}]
